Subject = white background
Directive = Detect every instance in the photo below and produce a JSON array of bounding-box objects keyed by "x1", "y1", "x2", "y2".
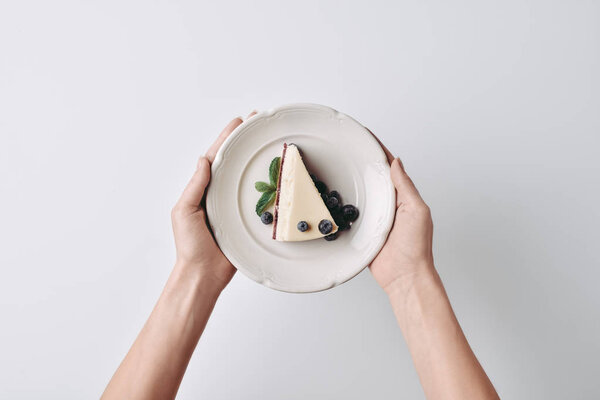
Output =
[{"x1": 1, "y1": 0, "x2": 599, "y2": 398}]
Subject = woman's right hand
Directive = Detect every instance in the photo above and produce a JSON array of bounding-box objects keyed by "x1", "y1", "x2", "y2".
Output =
[
  {"x1": 368, "y1": 151, "x2": 499, "y2": 400},
  {"x1": 369, "y1": 157, "x2": 435, "y2": 295}
]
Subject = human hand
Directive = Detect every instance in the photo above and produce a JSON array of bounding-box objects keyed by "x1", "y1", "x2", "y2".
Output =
[
  {"x1": 171, "y1": 115, "x2": 254, "y2": 292},
  {"x1": 369, "y1": 152, "x2": 434, "y2": 295}
]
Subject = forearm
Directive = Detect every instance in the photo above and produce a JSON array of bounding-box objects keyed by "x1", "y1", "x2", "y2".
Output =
[
  {"x1": 387, "y1": 263, "x2": 499, "y2": 400},
  {"x1": 102, "y1": 262, "x2": 222, "y2": 400}
]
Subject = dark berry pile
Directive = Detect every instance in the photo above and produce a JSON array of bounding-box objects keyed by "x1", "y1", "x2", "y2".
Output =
[{"x1": 311, "y1": 175, "x2": 359, "y2": 241}]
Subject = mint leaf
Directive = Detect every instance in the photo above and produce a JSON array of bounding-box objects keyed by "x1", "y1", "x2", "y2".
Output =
[
  {"x1": 269, "y1": 157, "x2": 281, "y2": 186},
  {"x1": 256, "y1": 191, "x2": 276, "y2": 216},
  {"x1": 255, "y1": 181, "x2": 274, "y2": 192},
  {"x1": 254, "y1": 157, "x2": 280, "y2": 216}
]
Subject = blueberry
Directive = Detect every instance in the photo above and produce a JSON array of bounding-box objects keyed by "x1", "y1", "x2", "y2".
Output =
[
  {"x1": 328, "y1": 190, "x2": 341, "y2": 202},
  {"x1": 324, "y1": 232, "x2": 338, "y2": 241},
  {"x1": 331, "y1": 209, "x2": 344, "y2": 226},
  {"x1": 261, "y1": 211, "x2": 273, "y2": 224},
  {"x1": 321, "y1": 193, "x2": 329, "y2": 203},
  {"x1": 326, "y1": 195, "x2": 339, "y2": 210},
  {"x1": 310, "y1": 174, "x2": 318, "y2": 182},
  {"x1": 341, "y1": 204, "x2": 359, "y2": 222},
  {"x1": 335, "y1": 218, "x2": 349, "y2": 231},
  {"x1": 314, "y1": 181, "x2": 328, "y2": 194},
  {"x1": 297, "y1": 221, "x2": 309, "y2": 232},
  {"x1": 337, "y1": 221, "x2": 350, "y2": 231},
  {"x1": 318, "y1": 219, "x2": 333, "y2": 234}
]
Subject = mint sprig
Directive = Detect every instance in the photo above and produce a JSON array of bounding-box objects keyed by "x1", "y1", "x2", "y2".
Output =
[
  {"x1": 255, "y1": 156, "x2": 281, "y2": 216},
  {"x1": 255, "y1": 191, "x2": 276, "y2": 216},
  {"x1": 269, "y1": 157, "x2": 280, "y2": 186},
  {"x1": 255, "y1": 181, "x2": 274, "y2": 192}
]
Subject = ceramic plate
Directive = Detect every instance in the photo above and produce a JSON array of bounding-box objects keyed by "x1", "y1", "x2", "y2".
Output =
[{"x1": 206, "y1": 104, "x2": 395, "y2": 293}]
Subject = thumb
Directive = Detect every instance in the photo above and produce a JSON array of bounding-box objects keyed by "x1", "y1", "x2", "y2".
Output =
[
  {"x1": 390, "y1": 158, "x2": 422, "y2": 204},
  {"x1": 177, "y1": 157, "x2": 211, "y2": 209}
]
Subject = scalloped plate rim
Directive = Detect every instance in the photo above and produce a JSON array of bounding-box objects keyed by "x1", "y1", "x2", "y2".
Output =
[{"x1": 206, "y1": 103, "x2": 395, "y2": 293}]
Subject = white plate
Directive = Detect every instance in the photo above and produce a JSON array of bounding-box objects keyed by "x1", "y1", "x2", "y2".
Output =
[{"x1": 206, "y1": 104, "x2": 395, "y2": 293}]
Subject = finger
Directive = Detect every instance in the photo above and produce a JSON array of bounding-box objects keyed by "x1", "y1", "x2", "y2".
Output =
[
  {"x1": 246, "y1": 110, "x2": 258, "y2": 119},
  {"x1": 366, "y1": 127, "x2": 395, "y2": 164},
  {"x1": 177, "y1": 157, "x2": 211, "y2": 209},
  {"x1": 206, "y1": 117, "x2": 243, "y2": 163},
  {"x1": 390, "y1": 158, "x2": 423, "y2": 205}
]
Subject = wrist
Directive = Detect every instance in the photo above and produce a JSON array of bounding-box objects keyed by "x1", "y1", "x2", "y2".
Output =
[
  {"x1": 383, "y1": 260, "x2": 437, "y2": 298},
  {"x1": 385, "y1": 264, "x2": 445, "y2": 331},
  {"x1": 171, "y1": 261, "x2": 227, "y2": 300}
]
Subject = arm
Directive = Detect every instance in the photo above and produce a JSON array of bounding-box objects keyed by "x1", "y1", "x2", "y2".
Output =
[
  {"x1": 101, "y1": 116, "x2": 248, "y2": 400},
  {"x1": 370, "y1": 156, "x2": 499, "y2": 400}
]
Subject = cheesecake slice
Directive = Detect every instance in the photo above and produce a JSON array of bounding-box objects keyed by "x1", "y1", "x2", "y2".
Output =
[{"x1": 273, "y1": 143, "x2": 338, "y2": 241}]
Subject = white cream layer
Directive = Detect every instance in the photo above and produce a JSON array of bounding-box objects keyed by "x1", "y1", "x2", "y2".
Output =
[{"x1": 275, "y1": 144, "x2": 338, "y2": 241}]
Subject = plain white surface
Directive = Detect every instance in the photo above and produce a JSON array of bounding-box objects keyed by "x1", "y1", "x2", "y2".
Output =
[
  {"x1": 0, "y1": 0, "x2": 599, "y2": 398},
  {"x1": 206, "y1": 104, "x2": 395, "y2": 293}
]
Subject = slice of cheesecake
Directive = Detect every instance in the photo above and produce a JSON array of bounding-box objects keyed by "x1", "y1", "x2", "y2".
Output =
[{"x1": 273, "y1": 143, "x2": 338, "y2": 241}]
